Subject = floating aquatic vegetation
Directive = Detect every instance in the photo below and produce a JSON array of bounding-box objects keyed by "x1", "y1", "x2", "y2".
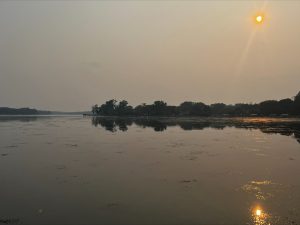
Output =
[
  {"x1": 65, "y1": 144, "x2": 78, "y2": 147},
  {"x1": 0, "y1": 217, "x2": 20, "y2": 224},
  {"x1": 4, "y1": 145, "x2": 17, "y2": 148},
  {"x1": 179, "y1": 179, "x2": 197, "y2": 183}
]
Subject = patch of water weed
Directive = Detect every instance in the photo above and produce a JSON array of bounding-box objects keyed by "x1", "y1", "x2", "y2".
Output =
[
  {"x1": 65, "y1": 144, "x2": 78, "y2": 148},
  {"x1": 4, "y1": 145, "x2": 17, "y2": 149},
  {"x1": 180, "y1": 179, "x2": 197, "y2": 183},
  {"x1": 0, "y1": 217, "x2": 20, "y2": 225}
]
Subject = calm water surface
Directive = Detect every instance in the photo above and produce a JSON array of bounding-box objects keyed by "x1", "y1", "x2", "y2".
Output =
[{"x1": 0, "y1": 116, "x2": 300, "y2": 225}]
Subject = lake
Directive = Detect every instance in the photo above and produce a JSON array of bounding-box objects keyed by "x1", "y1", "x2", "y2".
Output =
[{"x1": 0, "y1": 116, "x2": 299, "y2": 225}]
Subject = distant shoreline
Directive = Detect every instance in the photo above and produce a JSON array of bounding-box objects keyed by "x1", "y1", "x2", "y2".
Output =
[{"x1": 0, "y1": 107, "x2": 89, "y2": 116}]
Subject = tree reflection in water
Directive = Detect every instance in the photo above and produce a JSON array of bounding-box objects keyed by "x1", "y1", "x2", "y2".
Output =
[{"x1": 91, "y1": 117, "x2": 300, "y2": 144}]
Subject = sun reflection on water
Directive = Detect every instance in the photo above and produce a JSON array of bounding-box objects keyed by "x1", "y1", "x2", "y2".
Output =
[
  {"x1": 256, "y1": 209, "x2": 262, "y2": 216},
  {"x1": 252, "y1": 206, "x2": 271, "y2": 225}
]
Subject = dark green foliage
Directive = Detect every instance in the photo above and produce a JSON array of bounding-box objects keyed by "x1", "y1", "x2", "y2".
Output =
[
  {"x1": 294, "y1": 91, "x2": 300, "y2": 114},
  {"x1": 116, "y1": 100, "x2": 133, "y2": 116},
  {"x1": 259, "y1": 100, "x2": 280, "y2": 115},
  {"x1": 99, "y1": 99, "x2": 117, "y2": 115},
  {"x1": 210, "y1": 103, "x2": 226, "y2": 115},
  {"x1": 278, "y1": 98, "x2": 294, "y2": 114},
  {"x1": 92, "y1": 91, "x2": 300, "y2": 117},
  {"x1": 178, "y1": 102, "x2": 210, "y2": 116}
]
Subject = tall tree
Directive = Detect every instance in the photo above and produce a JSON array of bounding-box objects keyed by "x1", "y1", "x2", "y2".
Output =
[{"x1": 294, "y1": 91, "x2": 300, "y2": 114}]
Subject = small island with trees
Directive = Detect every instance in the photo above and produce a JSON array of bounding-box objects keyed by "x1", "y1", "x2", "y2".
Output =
[{"x1": 91, "y1": 91, "x2": 300, "y2": 117}]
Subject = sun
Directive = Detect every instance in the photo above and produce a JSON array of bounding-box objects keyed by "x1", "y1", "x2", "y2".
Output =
[
  {"x1": 254, "y1": 13, "x2": 265, "y2": 24},
  {"x1": 256, "y1": 15, "x2": 263, "y2": 23}
]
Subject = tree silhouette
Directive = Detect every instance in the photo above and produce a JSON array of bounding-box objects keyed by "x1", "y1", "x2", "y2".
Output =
[
  {"x1": 90, "y1": 91, "x2": 300, "y2": 117},
  {"x1": 294, "y1": 91, "x2": 300, "y2": 114}
]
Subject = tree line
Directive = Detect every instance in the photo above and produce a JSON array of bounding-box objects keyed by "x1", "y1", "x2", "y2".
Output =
[{"x1": 91, "y1": 91, "x2": 300, "y2": 117}]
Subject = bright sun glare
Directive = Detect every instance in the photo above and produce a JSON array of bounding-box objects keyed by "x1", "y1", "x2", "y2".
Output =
[
  {"x1": 255, "y1": 14, "x2": 264, "y2": 24},
  {"x1": 256, "y1": 16, "x2": 262, "y2": 23}
]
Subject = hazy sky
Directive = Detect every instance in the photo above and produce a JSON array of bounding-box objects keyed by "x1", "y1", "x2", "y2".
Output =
[{"x1": 0, "y1": 1, "x2": 300, "y2": 111}]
